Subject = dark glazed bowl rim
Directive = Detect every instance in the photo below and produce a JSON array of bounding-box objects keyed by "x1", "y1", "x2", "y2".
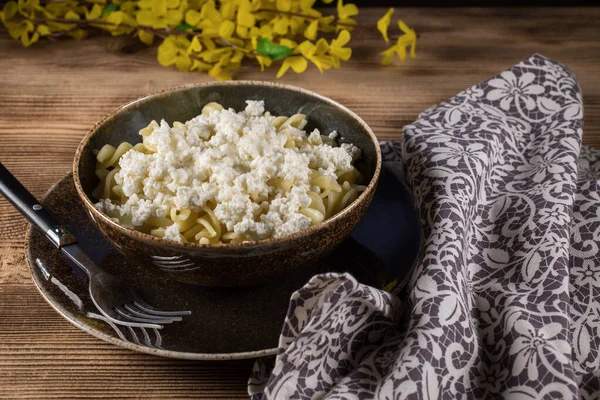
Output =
[{"x1": 73, "y1": 81, "x2": 382, "y2": 250}]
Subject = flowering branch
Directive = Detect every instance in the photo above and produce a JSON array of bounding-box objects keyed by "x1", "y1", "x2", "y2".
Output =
[{"x1": 0, "y1": 0, "x2": 417, "y2": 80}]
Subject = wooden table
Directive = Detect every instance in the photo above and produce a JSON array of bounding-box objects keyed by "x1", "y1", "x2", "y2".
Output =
[{"x1": 1, "y1": 7, "x2": 599, "y2": 399}]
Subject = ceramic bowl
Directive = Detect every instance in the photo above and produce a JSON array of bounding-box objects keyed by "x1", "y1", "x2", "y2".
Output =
[{"x1": 73, "y1": 81, "x2": 381, "y2": 287}]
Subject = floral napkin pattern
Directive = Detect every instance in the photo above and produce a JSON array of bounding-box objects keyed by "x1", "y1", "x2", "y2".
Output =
[{"x1": 248, "y1": 54, "x2": 600, "y2": 399}]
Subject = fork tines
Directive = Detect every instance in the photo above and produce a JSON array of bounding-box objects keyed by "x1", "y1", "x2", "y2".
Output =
[
  {"x1": 114, "y1": 301, "x2": 191, "y2": 327},
  {"x1": 151, "y1": 255, "x2": 199, "y2": 272}
]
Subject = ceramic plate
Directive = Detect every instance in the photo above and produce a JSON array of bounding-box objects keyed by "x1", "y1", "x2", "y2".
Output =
[{"x1": 26, "y1": 167, "x2": 420, "y2": 360}]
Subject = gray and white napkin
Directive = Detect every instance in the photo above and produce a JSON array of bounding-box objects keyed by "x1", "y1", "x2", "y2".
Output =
[{"x1": 248, "y1": 54, "x2": 600, "y2": 399}]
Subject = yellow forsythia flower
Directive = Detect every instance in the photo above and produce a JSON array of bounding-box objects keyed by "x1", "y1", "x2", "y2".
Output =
[
  {"x1": 296, "y1": 38, "x2": 332, "y2": 72},
  {"x1": 37, "y1": 24, "x2": 50, "y2": 35},
  {"x1": 218, "y1": 19, "x2": 235, "y2": 38},
  {"x1": 138, "y1": 30, "x2": 154, "y2": 45},
  {"x1": 191, "y1": 58, "x2": 212, "y2": 72},
  {"x1": 103, "y1": 11, "x2": 136, "y2": 35},
  {"x1": 199, "y1": 46, "x2": 229, "y2": 62},
  {"x1": 158, "y1": 35, "x2": 193, "y2": 71},
  {"x1": 137, "y1": 0, "x2": 183, "y2": 29},
  {"x1": 235, "y1": 0, "x2": 255, "y2": 37},
  {"x1": 300, "y1": 0, "x2": 334, "y2": 34},
  {"x1": 328, "y1": 29, "x2": 351, "y2": 68},
  {"x1": 85, "y1": 4, "x2": 103, "y2": 20},
  {"x1": 275, "y1": 0, "x2": 291, "y2": 12},
  {"x1": 377, "y1": 8, "x2": 394, "y2": 44},
  {"x1": 69, "y1": 29, "x2": 88, "y2": 40},
  {"x1": 379, "y1": 20, "x2": 417, "y2": 65},
  {"x1": 398, "y1": 20, "x2": 417, "y2": 58},
  {"x1": 279, "y1": 37, "x2": 297, "y2": 49},
  {"x1": 336, "y1": 0, "x2": 357, "y2": 26},
  {"x1": 188, "y1": 35, "x2": 203, "y2": 52},
  {"x1": 300, "y1": 0, "x2": 318, "y2": 12},
  {"x1": 271, "y1": 15, "x2": 305, "y2": 37},
  {"x1": 6, "y1": 19, "x2": 39, "y2": 46},
  {"x1": 0, "y1": 1, "x2": 18, "y2": 22},
  {"x1": 17, "y1": 0, "x2": 41, "y2": 19},
  {"x1": 304, "y1": 19, "x2": 318, "y2": 40},
  {"x1": 219, "y1": 0, "x2": 237, "y2": 20},
  {"x1": 186, "y1": 0, "x2": 221, "y2": 37},
  {"x1": 208, "y1": 52, "x2": 235, "y2": 80},
  {"x1": 379, "y1": 46, "x2": 396, "y2": 66},
  {"x1": 276, "y1": 56, "x2": 307, "y2": 78}
]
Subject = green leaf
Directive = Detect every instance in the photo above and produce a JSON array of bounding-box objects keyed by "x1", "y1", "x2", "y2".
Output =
[
  {"x1": 101, "y1": 4, "x2": 120, "y2": 16},
  {"x1": 175, "y1": 23, "x2": 194, "y2": 31},
  {"x1": 256, "y1": 38, "x2": 293, "y2": 61}
]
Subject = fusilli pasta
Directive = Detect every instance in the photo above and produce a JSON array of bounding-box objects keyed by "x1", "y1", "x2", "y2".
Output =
[{"x1": 93, "y1": 101, "x2": 366, "y2": 244}]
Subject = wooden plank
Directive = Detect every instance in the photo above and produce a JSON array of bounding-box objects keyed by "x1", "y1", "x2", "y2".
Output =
[
  {"x1": 0, "y1": 6, "x2": 599, "y2": 398},
  {"x1": 0, "y1": 285, "x2": 254, "y2": 399}
]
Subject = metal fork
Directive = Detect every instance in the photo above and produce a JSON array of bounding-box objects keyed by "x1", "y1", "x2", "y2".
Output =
[
  {"x1": 0, "y1": 162, "x2": 191, "y2": 329},
  {"x1": 151, "y1": 254, "x2": 200, "y2": 272},
  {"x1": 36, "y1": 257, "x2": 164, "y2": 348}
]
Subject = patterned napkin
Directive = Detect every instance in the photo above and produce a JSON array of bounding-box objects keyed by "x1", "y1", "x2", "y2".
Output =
[{"x1": 248, "y1": 54, "x2": 600, "y2": 399}]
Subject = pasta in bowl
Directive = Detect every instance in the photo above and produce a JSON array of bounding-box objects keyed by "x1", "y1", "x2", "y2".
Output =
[
  {"x1": 73, "y1": 82, "x2": 381, "y2": 286},
  {"x1": 93, "y1": 100, "x2": 366, "y2": 244}
]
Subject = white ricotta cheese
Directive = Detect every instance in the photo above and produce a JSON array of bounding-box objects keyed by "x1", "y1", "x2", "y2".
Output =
[
  {"x1": 96, "y1": 100, "x2": 358, "y2": 241},
  {"x1": 341, "y1": 142, "x2": 362, "y2": 162},
  {"x1": 163, "y1": 223, "x2": 182, "y2": 242}
]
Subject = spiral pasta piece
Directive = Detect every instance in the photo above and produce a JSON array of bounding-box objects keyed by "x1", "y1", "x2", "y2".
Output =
[
  {"x1": 201, "y1": 102, "x2": 224, "y2": 116},
  {"x1": 102, "y1": 167, "x2": 120, "y2": 200},
  {"x1": 171, "y1": 208, "x2": 199, "y2": 232},
  {"x1": 97, "y1": 143, "x2": 133, "y2": 170}
]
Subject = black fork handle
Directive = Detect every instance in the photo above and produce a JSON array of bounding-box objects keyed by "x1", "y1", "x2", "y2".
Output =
[{"x1": 0, "y1": 162, "x2": 76, "y2": 248}]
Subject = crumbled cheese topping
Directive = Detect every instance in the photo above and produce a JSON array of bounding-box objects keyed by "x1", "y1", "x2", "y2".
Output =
[
  {"x1": 341, "y1": 142, "x2": 362, "y2": 162},
  {"x1": 96, "y1": 100, "x2": 358, "y2": 241},
  {"x1": 163, "y1": 223, "x2": 182, "y2": 242}
]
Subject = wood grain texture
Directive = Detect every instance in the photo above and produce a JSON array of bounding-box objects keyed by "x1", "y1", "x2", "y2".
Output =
[{"x1": 0, "y1": 6, "x2": 599, "y2": 398}]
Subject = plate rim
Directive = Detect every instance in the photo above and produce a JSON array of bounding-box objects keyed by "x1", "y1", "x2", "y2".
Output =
[{"x1": 26, "y1": 172, "x2": 279, "y2": 361}]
